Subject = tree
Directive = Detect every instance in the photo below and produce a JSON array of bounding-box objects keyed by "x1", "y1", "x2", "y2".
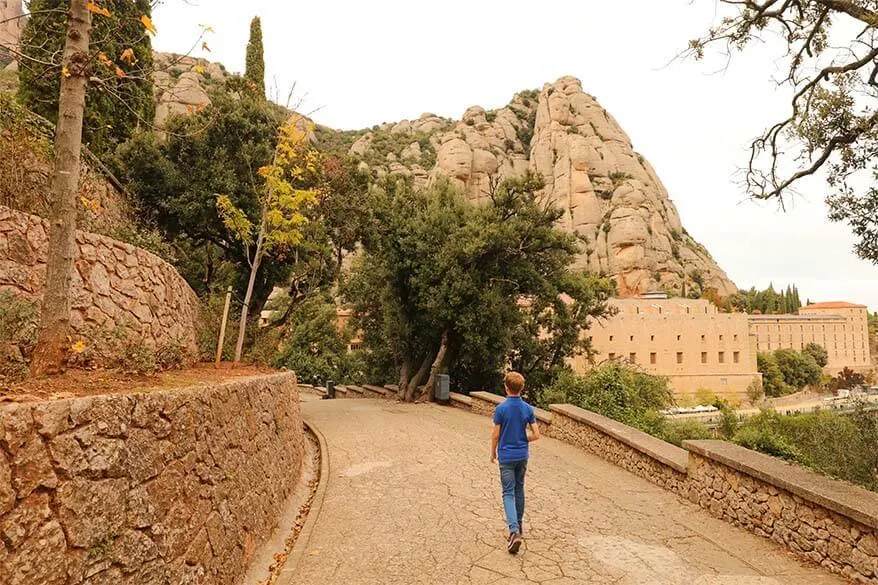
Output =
[
  {"x1": 18, "y1": 0, "x2": 155, "y2": 155},
  {"x1": 244, "y1": 16, "x2": 265, "y2": 97},
  {"x1": 757, "y1": 352, "x2": 788, "y2": 397},
  {"x1": 217, "y1": 117, "x2": 319, "y2": 363},
  {"x1": 344, "y1": 172, "x2": 614, "y2": 401},
  {"x1": 28, "y1": 0, "x2": 93, "y2": 377},
  {"x1": 688, "y1": 1, "x2": 878, "y2": 262},
  {"x1": 803, "y1": 342, "x2": 829, "y2": 368},
  {"x1": 774, "y1": 348, "x2": 822, "y2": 390}
]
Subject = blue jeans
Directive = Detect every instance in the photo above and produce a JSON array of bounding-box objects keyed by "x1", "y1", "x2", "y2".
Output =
[{"x1": 499, "y1": 459, "x2": 527, "y2": 534}]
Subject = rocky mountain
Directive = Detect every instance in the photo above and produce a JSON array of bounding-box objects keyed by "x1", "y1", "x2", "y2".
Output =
[
  {"x1": 325, "y1": 77, "x2": 736, "y2": 297},
  {"x1": 0, "y1": 0, "x2": 735, "y2": 296}
]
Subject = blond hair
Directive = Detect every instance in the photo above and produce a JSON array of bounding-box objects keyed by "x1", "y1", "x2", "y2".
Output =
[{"x1": 504, "y1": 371, "x2": 525, "y2": 395}]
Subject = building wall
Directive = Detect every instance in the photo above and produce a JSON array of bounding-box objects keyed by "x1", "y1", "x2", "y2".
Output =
[
  {"x1": 573, "y1": 298, "x2": 760, "y2": 400},
  {"x1": 749, "y1": 303, "x2": 871, "y2": 373}
]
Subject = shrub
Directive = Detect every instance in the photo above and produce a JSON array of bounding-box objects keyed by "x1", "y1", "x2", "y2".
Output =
[
  {"x1": 0, "y1": 291, "x2": 39, "y2": 358},
  {"x1": 465, "y1": 119, "x2": 475, "y2": 126},
  {"x1": 485, "y1": 112, "x2": 497, "y2": 123},
  {"x1": 757, "y1": 352, "x2": 789, "y2": 397},
  {"x1": 567, "y1": 125, "x2": 579, "y2": 135},
  {"x1": 746, "y1": 378, "x2": 765, "y2": 404},
  {"x1": 803, "y1": 343, "x2": 829, "y2": 368},
  {"x1": 659, "y1": 419, "x2": 713, "y2": 447},
  {"x1": 542, "y1": 364, "x2": 673, "y2": 433},
  {"x1": 774, "y1": 348, "x2": 821, "y2": 390},
  {"x1": 504, "y1": 138, "x2": 515, "y2": 152}
]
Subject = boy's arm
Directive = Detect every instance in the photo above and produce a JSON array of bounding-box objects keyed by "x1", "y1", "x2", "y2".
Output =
[
  {"x1": 491, "y1": 424, "x2": 501, "y2": 462},
  {"x1": 527, "y1": 422, "x2": 541, "y2": 442}
]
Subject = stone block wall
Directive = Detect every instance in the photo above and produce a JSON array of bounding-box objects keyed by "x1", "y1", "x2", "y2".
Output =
[
  {"x1": 547, "y1": 408, "x2": 689, "y2": 496},
  {"x1": 0, "y1": 372, "x2": 305, "y2": 585},
  {"x1": 0, "y1": 206, "x2": 199, "y2": 357}
]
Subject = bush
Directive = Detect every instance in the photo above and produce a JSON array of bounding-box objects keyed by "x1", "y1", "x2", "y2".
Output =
[
  {"x1": 542, "y1": 364, "x2": 673, "y2": 433},
  {"x1": 658, "y1": 419, "x2": 713, "y2": 447},
  {"x1": 746, "y1": 378, "x2": 765, "y2": 404},
  {"x1": 0, "y1": 292, "x2": 39, "y2": 359},
  {"x1": 757, "y1": 352, "x2": 789, "y2": 397}
]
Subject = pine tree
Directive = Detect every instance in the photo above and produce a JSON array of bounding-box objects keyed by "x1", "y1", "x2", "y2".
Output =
[
  {"x1": 18, "y1": 0, "x2": 155, "y2": 155},
  {"x1": 245, "y1": 16, "x2": 265, "y2": 97}
]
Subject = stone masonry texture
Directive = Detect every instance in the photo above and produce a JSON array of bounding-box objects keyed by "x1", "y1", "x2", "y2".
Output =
[
  {"x1": 0, "y1": 372, "x2": 305, "y2": 585},
  {"x1": 0, "y1": 206, "x2": 199, "y2": 357}
]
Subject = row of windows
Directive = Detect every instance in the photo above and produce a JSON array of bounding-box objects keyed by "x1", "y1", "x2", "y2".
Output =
[
  {"x1": 607, "y1": 334, "x2": 739, "y2": 342},
  {"x1": 608, "y1": 351, "x2": 740, "y2": 365}
]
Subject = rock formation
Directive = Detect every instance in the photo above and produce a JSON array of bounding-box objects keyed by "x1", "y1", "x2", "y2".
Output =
[
  {"x1": 337, "y1": 76, "x2": 736, "y2": 297},
  {"x1": 0, "y1": 0, "x2": 23, "y2": 66},
  {"x1": 153, "y1": 52, "x2": 227, "y2": 128}
]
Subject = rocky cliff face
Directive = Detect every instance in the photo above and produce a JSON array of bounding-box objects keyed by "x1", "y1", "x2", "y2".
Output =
[
  {"x1": 339, "y1": 76, "x2": 736, "y2": 297},
  {"x1": 0, "y1": 0, "x2": 22, "y2": 62}
]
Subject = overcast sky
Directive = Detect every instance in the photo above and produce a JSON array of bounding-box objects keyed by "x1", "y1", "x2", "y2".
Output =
[{"x1": 153, "y1": 0, "x2": 878, "y2": 312}]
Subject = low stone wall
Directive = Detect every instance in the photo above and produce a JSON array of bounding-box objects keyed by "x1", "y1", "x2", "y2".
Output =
[
  {"x1": 0, "y1": 372, "x2": 305, "y2": 585},
  {"x1": 0, "y1": 205, "x2": 199, "y2": 357},
  {"x1": 685, "y1": 441, "x2": 878, "y2": 583},
  {"x1": 462, "y1": 391, "x2": 878, "y2": 583}
]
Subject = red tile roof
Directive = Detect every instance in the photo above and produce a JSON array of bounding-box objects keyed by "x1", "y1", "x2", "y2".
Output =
[{"x1": 803, "y1": 301, "x2": 866, "y2": 309}]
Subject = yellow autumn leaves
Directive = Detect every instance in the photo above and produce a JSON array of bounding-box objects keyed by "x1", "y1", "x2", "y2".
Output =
[{"x1": 79, "y1": 3, "x2": 157, "y2": 80}]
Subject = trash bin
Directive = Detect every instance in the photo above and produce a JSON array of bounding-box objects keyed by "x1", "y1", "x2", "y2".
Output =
[{"x1": 435, "y1": 374, "x2": 450, "y2": 403}]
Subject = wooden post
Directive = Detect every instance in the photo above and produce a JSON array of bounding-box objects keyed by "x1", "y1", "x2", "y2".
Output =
[{"x1": 215, "y1": 286, "x2": 232, "y2": 367}]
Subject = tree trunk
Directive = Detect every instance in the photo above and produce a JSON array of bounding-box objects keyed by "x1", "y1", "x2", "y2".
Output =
[
  {"x1": 233, "y1": 218, "x2": 266, "y2": 363},
  {"x1": 421, "y1": 329, "x2": 450, "y2": 401},
  {"x1": 397, "y1": 359, "x2": 411, "y2": 399},
  {"x1": 29, "y1": 1, "x2": 91, "y2": 378},
  {"x1": 405, "y1": 351, "x2": 434, "y2": 402}
]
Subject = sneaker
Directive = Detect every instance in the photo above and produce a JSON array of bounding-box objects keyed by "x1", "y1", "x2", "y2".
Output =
[{"x1": 508, "y1": 533, "x2": 523, "y2": 555}]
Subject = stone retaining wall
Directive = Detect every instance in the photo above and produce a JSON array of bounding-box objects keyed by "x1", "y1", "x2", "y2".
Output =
[
  {"x1": 0, "y1": 372, "x2": 305, "y2": 585},
  {"x1": 0, "y1": 205, "x2": 199, "y2": 357},
  {"x1": 462, "y1": 391, "x2": 878, "y2": 583}
]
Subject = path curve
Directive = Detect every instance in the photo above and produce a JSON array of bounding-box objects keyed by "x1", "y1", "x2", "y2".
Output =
[{"x1": 281, "y1": 399, "x2": 846, "y2": 585}]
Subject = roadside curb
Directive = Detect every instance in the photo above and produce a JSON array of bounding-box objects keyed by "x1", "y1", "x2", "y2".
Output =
[{"x1": 277, "y1": 417, "x2": 330, "y2": 583}]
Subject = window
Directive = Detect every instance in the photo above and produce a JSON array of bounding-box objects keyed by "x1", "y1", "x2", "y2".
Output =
[
  {"x1": 676, "y1": 352, "x2": 683, "y2": 364},
  {"x1": 676, "y1": 335, "x2": 681, "y2": 341},
  {"x1": 686, "y1": 307, "x2": 690, "y2": 314},
  {"x1": 609, "y1": 335, "x2": 614, "y2": 342},
  {"x1": 718, "y1": 351, "x2": 725, "y2": 364},
  {"x1": 701, "y1": 334, "x2": 705, "y2": 341},
  {"x1": 650, "y1": 335, "x2": 655, "y2": 341},
  {"x1": 608, "y1": 353, "x2": 615, "y2": 360},
  {"x1": 720, "y1": 378, "x2": 728, "y2": 386},
  {"x1": 650, "y1": 352, "x2": 657, "y2": 365},
  {"x1": 349, "y1": 343, "x2": 362, "y2": 351},
  {"x1": 719, "y1": 334, "x2": 724, "y2": 341},
  {"x1": 629, "y1": 335, "x2": 634, "y2": 342},
  {"x1": 733, "y1": 351, "x2": 740, "y2": 364},
  {"x1": 701, "y1": 352, "x2": 707, "y2": 364},
  {"x1": 629, "y1": 352, "x2": 636, "y2": 363},
  {"x1": 734, "y1": 334, "x2": 738, "y2": 341}
]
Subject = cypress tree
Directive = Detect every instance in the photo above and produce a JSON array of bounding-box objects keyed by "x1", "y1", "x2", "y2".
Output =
[
  {"x1": 18, "y1": 0, "x2": 155, "y2": 155},
  {"x1": 245, "y1": 16, "x2": 265, "y2": 97}
]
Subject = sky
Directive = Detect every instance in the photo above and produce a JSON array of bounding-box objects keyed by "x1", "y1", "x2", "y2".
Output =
[{"x1": 152, "y1": 0, "x2": 878, "y2": 312}]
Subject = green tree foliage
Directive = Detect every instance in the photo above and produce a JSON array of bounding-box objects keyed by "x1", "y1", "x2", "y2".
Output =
[
  {"x1": 245, "y1": 16, "x2": 265, "y2": 97},
  {"x1": 18, "y1": 0, "x2": 155, "y2": 155},
  {"x1": 344, "y1": 172, "x2": 613, "y2": 400},
  {"x1": 757, "y1": 352, "x2": 789, "y2": 398},
  {"x1": 802, "y1": 342, "x2": 829, "y2": 368},
  {"x1": 272, "y1": 293, "x2": 351, "y2": 383},
  {"x1": 774, "y1": 349, "x2": 822, "y2": 391},
  {"x1": 831, "y1": 367, "x2": 866, "y2": 391},
  {"x1": 725, "y1": 283, "x2": 802, "y2": 314},
  {"x1": 110, "y1": 91, "x2": 285, "y2": 303},
  {"x1": 688, "y1": 2, "x2": 878, "y2": 263},
  {"x1": 541, "y1": 364, "x2": 673, "y2": 435}
]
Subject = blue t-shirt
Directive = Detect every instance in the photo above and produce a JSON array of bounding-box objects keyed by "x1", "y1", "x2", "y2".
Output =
[{"x1": 493, "y1": 396, "x2": 536, "y2": 463}]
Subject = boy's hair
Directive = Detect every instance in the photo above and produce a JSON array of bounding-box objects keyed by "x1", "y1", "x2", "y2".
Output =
[{"x1": 504, "y1": 371, "x2": 525, "y2": 395}]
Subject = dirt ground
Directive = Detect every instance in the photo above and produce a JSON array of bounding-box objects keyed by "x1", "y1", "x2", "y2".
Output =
[{"x1": 0, "y1": 363, "x2": 278, "y2": 403}]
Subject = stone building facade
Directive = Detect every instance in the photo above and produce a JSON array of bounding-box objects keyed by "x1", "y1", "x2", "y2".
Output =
[
  {"x1": 575, "y1": 295, "x2": 873, "y2": 400},
  {"x1": 749, "y1": 301, "x2": 871, "y2": 373},
  {"x1": 574, "y1": 296, "x2": 761, "y2": 400}
]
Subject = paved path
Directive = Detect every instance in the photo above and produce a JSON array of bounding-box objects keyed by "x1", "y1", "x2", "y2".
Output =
[{"x1": 288, "y1": 398, "x2": 846, "y2": 585}]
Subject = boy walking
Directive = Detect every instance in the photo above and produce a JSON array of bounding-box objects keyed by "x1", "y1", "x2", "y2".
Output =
[{"x1": 490, "y1": 371, "x2": 540, "y2": 554}]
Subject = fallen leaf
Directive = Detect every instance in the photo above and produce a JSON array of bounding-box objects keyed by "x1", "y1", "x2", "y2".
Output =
[
  {"x1": 115, "y1": 66, "x2": 126, "y2": 78},
  {"x1": 61, "y1": 66, "x2": 70, "y2": 78},
  {"x1": 97, "y1": 52, "x2": 113, "y2": 68},
  {"x1": 140, "y1": 14, "x2": 157, "y2": 35}
]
